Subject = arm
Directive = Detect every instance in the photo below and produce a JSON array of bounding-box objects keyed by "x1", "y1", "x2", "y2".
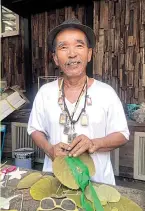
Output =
[
  {"x1": 28, "y1": 88, "x2": 69, "y2": 161},
  {"x1": 67, "y1": 86, "x2": 130, "y2": 157},
  {"x1": 67, "y1": 132, "x2": 127, "y2": 156},
  {"x1": 31, "y1": 130, "x2": 69, "y2": 161},
  {"x1": 31, "y1": 131, "x2": 54, "y2": 159},
  {"x1": 89, "y1": 132, "x2": 127, "y2": 153}
]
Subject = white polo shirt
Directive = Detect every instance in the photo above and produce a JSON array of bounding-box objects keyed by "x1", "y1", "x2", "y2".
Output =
[{"x1": 27, "y1": 79, "x2": 129, "y2": 185}]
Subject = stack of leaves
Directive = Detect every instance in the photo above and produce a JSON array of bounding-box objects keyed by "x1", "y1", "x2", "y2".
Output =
[
  {"x1": 60, "y1": 183, "x2": 142, "y2": 211},
  {"x1": 84, "y1": 183, "x2": 142, "y2": 211},
  {"x1": 15, "y1": 155, "x2": 143, "y2": 211},
  {"x1": 17, "y1": 172, "x2": 62, "y2": 200}
]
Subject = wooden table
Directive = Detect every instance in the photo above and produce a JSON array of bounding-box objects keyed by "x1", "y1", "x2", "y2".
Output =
[{"x1": 1, "y1": 166, "x2": 145, "y2": 211}]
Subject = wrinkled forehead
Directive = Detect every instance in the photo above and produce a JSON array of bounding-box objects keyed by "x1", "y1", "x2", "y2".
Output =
[{"x1": 55, "y1": 27, "x2": 88, "y2": 43}]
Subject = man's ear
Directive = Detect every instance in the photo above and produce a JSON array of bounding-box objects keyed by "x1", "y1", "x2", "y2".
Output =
[
  {"x1": 88, "y1": 48, "x2": 93, "y2": 62},
  {"x1": 52, "y1": 53, "x2": 59, "y2": 66}
]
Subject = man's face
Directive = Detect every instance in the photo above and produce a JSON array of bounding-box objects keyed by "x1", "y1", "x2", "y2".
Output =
[{"x1": 53, "y1": 28, "x2": 92, "y2": 77}]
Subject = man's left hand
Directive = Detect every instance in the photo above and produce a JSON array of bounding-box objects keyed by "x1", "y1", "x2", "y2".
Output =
[{"x1": 68, "y1": 135, "x2": 93, "y2": 157}]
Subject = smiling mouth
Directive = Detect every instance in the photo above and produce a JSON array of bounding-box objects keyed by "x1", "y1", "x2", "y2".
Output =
[{"x1": 67, "y1": 61, "x2": 81, "y2": 66}]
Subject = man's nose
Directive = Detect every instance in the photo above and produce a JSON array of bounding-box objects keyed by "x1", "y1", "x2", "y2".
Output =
[{"x1": 68, "y1": 47, "x2": 77, "y2": 58}]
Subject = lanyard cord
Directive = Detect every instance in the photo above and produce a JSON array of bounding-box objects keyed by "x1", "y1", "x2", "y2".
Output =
[{"x1": 62, "y1": 78, "x2": 88, "y2": 125}]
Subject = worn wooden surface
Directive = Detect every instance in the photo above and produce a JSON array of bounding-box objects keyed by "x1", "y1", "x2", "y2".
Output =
[
  {"x1": 1, "y1": 17, "x2": 25, "y2": 90},
  {"x1": 31, "y1": 0, "x2": 145, "y2": 103},
  {"x1": 1, "y1": 1, "x2": 145, "y2": 104},
  {"x1": 1, "y1": 166, "x2": 145, "y2": 211},
  {"x1": 31, "y1": 5, "x2": 86, "y2": 86},
  {"x1": 93, "y1": 0, "x2": 145, "y2": 104}
]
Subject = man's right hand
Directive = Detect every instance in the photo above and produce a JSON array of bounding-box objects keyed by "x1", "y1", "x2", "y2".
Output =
[{"x1": 48, "y1": 142, "x2": 70, "y2": 161}]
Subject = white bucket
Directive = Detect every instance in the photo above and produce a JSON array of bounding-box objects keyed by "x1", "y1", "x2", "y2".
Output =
[{"x1": 14, "y1": 148, "x2": 35, "y2": 169}]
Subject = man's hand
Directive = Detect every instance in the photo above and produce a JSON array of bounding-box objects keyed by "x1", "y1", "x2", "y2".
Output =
[
  {"x1": 88, "y1": 141, "x2": 100, "y2": 153},
  {"x1": 67, "y1": 135, "x2": 93, "y2": 157},
  {"x1": 48, "y1": 142, "x2": 70, "y2": 161}
]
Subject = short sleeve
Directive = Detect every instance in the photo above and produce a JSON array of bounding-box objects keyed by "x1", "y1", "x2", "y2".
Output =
[
  {"x1": 27, "y1": 88, "x2": 47, "y2": 136},
  {"x1": 106, "y1": 88, "x2": 130, "y2": 140}
]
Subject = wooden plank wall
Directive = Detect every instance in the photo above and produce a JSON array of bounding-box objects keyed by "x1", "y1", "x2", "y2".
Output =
[
  {"x1": 1, "y1": 0, "x2": 145, "y2": 104},
  {"x1": 31, "y1": 5, "x2": 86, "y2": 85},
  {"x1": 1, "y1": 18, "x2": 25, "y2": 90},
  {"x1": 93, "y1": 0, "x2": 145, "y2": 104}
]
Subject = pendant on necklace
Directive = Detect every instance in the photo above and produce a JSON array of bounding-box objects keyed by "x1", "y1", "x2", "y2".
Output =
[
  {"x1": 80, "y1": 111, "x2": 89, "y2": 126},
  {"x1": 68, "y1": 133, "x2": 77, "y2": 144},
  {"x1": 59, "y1": 111, "x2": 67, "y2": 125},
  {"x1": 86, "y1": 95, "x2": 92, "y2": 106},
  {"x1": 58, "y1": 96, "x2": 63, "y2": 105},
  {"x1": 63, "y1": 123, "x2": 71, "y2": 135},
  {"x1": 67, "y1": 124, "x2": 77, "y2": 143}
]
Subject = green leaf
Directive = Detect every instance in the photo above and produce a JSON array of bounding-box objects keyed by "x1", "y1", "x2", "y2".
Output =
[
  {"x1": 104, "y1": 196, "x2": 142, "y2": 211},
  {"x1": 17, "y1": 172, "x2": 43, "y2": 189},
  {"x1": 52, "y1": 152, "x2": 95, "y2": 190},
  {"x1": 30, "y1": 176, "x2": 60, "y2": 200},
  {"x1": 85, "y1": 184, "x2": 107, "y2": 206},
  {"x1": 97, "y1": 184, "x2": 121, "y2": 203}
]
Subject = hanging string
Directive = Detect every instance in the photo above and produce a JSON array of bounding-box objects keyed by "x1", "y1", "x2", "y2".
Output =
[{"x1": 62, "y1": 77, "x2": 88, "y2": 125}]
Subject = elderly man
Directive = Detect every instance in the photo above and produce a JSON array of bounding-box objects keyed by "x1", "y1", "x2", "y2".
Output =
[{"x1": 27, "y1": 18, "x2": 129, "y2": 185}]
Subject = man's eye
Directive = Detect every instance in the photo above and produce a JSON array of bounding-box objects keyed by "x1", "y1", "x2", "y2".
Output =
[
  {"x1": 61, "y1": 46, "x2": 67, "y2": 49},
  {"x1": 77, "y1": 45, "x2": 83, "y2": 48}
]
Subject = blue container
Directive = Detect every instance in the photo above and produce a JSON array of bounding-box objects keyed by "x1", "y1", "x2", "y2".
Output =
[
  {"x1": 126, "y1": 104, "x2": 140, "y2": 119},
  {"x1": 14, "y1": 148, "x2": 35, "y2": 169}
]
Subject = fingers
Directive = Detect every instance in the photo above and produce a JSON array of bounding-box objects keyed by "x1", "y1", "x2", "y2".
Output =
[
  {"x1": 59, "y1": 142, "x2": 70, "y2": 150},
  {"x1": 68, "y1": 140, "x2": 84, "y2": 156},
  {"x1": 72, "y1": 146, "x2": 88, "y2": 157},
  {"x1": 56, "y1": 150, "x2": 69, "y2": 157},
  {"x1": 68, "y1": 136, "x2": 82, "y2": 150},
  {"x1": 69, "y1": 144, "x2": 89, "y2": 157},
  {"x1": 53, "y1": 137, "x2": 95, "y2": 159},
  {"x1": 54, "y1": 144, "x2": 69, "y2": 158},
  {"x1": 68, "y1": 135, "x2": 92, "y2": 157}
]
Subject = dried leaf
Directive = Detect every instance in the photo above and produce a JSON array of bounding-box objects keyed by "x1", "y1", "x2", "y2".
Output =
[
  {"x1": 0, "y1": 210, "x2": 18, "y2": 211},
  {"x1": 85, "y1": 184, "x2": 107, "y2": 206},
  {"x1": 52, "y1": 152, "x2": 95, "y2": 189},
  {"x1": 104, "y1": 196, "x2": 142, "y2": 211},
  {"x1": 66, "y1": 193, "x2": 95, "y2": 211},
  {"x1": 97, "y1": 184, "x2": 121, "y2": 203},
  {"x1": 51, "y1": 184, "x2": 68, "y2": 198},
  {"x1": 66, "y1": 194, "x2": 82, "y2": 208},
  {"x1": 111, "y1": 208, "x2": 118, "y2": 211},
  {"x1": 30, "y1": 175, "x2": 61, "y2": 200},
  {"x1": 17, "y1": 172, "x2": 43, "y2": 189}
]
